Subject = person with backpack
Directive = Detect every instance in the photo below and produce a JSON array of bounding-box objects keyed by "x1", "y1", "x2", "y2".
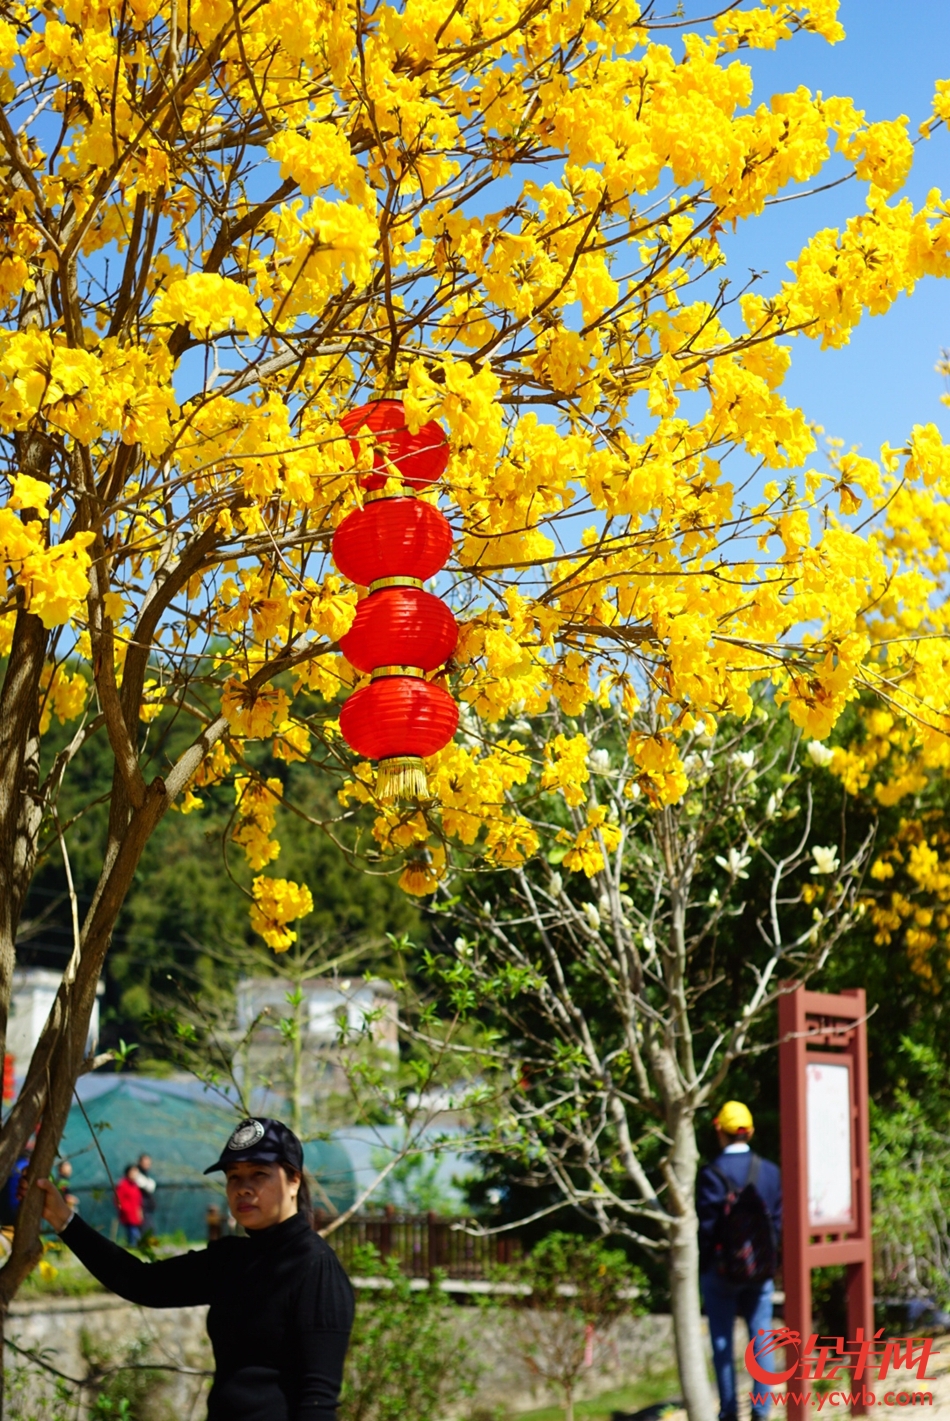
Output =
[{"x1": 697, "y1": 1100, "x2": 783, "y2": 1421}]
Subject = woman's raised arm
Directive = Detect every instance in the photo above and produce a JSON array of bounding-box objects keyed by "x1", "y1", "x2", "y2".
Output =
[{"x1": 36, "y1": 1178, "x2": 213, "y2": 1308}]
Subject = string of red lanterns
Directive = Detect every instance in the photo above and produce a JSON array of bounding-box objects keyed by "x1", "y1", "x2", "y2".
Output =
[{"x1": 333, "y1": 399, "x2": 459, "y2": 801}]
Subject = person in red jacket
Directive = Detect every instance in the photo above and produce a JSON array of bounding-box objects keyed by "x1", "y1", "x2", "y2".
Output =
[{"x1": 115, "y1": 1164, "x2": 144, "y2": 1247}]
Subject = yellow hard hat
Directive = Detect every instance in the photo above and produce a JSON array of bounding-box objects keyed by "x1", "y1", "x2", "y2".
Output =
[{"x1": 714, "y1": 1100, "x2": 753, "y2": 1134}]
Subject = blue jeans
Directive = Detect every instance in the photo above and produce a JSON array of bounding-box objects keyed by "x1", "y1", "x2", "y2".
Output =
[
  {"x1": 701, "y1": 1270, "x2": 776, "y2": 1420},
  {"x1": 123, "y1": 1223, "x2": 142, "y2": 1248}
]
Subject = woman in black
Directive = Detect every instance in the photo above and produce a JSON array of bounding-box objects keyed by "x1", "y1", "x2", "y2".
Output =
[{"x1": 37, "y1": 1117, "x2": 354, "y2": 1421}]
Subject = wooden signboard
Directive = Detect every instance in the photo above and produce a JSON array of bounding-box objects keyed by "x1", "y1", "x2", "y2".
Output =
[{"x1": 778, "y1": 987, "x2": 873, "y2": 1421}]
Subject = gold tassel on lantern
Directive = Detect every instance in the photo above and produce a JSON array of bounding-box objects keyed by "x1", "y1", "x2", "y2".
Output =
[{"x1": 376, "y1": 755, "x2": 429, "y2": 802}]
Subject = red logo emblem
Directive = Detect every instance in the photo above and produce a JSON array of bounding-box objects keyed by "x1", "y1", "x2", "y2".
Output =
[{"x1": 745, "y1": 1329, "x2": 799, "y2": 1385}]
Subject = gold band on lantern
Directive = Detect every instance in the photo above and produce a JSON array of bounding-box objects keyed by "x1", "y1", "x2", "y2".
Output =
[
  {"x1": 370, "y1": 665, "x2": 425, "y2": 681},
  {"x1": 368, "y1": 575, "x2": 424, "y2": 594},
  {"x1": 364, "y1": 487, "x2": 419, "y2": 504}
]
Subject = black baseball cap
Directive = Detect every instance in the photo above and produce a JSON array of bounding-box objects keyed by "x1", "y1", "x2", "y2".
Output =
[{"x1": 203, "y1": 1118, "x2": 304, "y2": 1175}]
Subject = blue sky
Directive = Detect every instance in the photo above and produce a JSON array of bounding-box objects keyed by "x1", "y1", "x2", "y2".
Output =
[{"x1": 715, "y1": 0, "x2": 950, "y2": 465}]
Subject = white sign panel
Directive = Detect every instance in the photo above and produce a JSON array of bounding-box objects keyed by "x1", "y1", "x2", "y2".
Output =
[{"x1": 806, "y1": 1061, "x2": 853, "y2": 1227}]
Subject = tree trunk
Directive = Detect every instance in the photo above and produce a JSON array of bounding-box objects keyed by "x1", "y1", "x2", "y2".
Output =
[
  {"x1": 667, "y1": 1114, "x2": 716, "y2": 1421},
  {"x1": 564, "y1": 1380, "x2": 574, "y2": 1421},
  {"x1": 669, "y1": 1212, "x2": 715, "y2": 1421}
]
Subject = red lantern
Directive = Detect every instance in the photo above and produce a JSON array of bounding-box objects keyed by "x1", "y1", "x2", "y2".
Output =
[
  {"x1": 340, "y1": 399, "x2": 449, "y2": 490},
  {"x1": 332, "y1": 498, "x2": 453, "y2": 586},
  {"x1": 334, "y1": 400, "x2": 457, "y2": 802},
  {"x1": 340, "y1": 677, "x2": 459, "y2": 798},
  {"x1": 340, "y1": 588, "x2": 458, "y2": 674}
]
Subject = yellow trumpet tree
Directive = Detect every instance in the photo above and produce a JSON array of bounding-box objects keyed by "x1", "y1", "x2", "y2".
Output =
[
  {"x1": 820, "y1": 362, "x2": 950, "y2": 988},
  {"x1": 0, "y1": 0, "x2": 947, "y2": 1343}
]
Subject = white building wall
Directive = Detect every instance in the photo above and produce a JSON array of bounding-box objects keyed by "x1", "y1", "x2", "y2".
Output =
[
  {"x1": 236, "y1": 977, "x2": 398, "y2": 1051},
  {"x1": 7, "y1": 968, "x2": 102, "y2": 1080}
]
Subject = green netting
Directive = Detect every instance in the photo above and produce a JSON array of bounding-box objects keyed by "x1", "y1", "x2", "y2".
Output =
[{"x1": 59, "y1": 1080, "x2": 355, "y2": 1242}]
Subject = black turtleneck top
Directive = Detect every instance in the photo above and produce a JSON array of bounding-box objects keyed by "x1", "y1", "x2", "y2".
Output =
[{"x1": 60, "y1": 1211, "x2": 354, "y2": 1421}]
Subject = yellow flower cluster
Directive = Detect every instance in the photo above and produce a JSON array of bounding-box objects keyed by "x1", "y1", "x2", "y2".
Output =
[
  {"x1": 233, "y1": 776, "x2": 284, "y2": 870},
  {"x1": 250, "y1": 875, "x2": 314, "y2": 952},
  {"x1": 562, "y1": 807, "x2": 622, "y2": 879},
  {"x1": 3, "y1": 0, "x2": 950, "y2": 926},
  {"x1": 39, "y1": 665, "x2": 88, "y2": 735}
]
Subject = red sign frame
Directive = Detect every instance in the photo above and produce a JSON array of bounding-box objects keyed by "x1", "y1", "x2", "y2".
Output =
[{"x1": 778, "y1": 986, "x2": 873, "y2": 1420}]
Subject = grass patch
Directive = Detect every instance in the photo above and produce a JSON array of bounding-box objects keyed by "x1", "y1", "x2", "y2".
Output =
[
  {"x1": 18, "y1": 1250, "x2": 105, "y2": 1299},
  {"x1": 514, "y1": 1366, "x2": 683, "y2": 1421}
]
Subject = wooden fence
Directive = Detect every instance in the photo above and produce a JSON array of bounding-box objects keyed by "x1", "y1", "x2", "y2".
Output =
[{"x1": 314, "y1": 1208, "x2": 522, "y2": 1280}]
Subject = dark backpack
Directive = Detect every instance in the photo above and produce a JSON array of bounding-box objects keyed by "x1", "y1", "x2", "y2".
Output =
[{"x1": 710, "y1": 1154, "x2": 777, "y2": 1285}]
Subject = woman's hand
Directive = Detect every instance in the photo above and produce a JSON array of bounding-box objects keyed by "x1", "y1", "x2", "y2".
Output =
[{"x1": 36, "y1": 1179, "x2": 72, "y2": 1233}]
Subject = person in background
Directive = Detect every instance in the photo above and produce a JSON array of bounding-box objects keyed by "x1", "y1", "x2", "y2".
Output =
[
  {"x1": 132, "y1": 1153, "x2": 157, "y2": 1237},
  {"x1": 55, "y1": 1159, "x2": 79, "y2": 1215},
  {"x1": 0, "y1": 1138, "x2": 33, "y2": 1230},
  {"x1": 697, "y1": 1100, "x2": 783, "y2": 1421},
  {"x1": 115, "y1": 1164, "x2": 144, "y2": 1247}
]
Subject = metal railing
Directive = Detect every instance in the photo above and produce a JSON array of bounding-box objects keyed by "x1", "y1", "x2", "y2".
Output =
[{"x1": 314, "y1": 1208, "x2": 522, "y2": 1280}]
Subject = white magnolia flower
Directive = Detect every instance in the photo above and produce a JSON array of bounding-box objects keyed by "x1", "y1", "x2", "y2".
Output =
[
  {"x1": 582, "y1": 902, "x2": 601, "y2": 931},
  {"x1": 765, "y1": 792, "x2": 778, "y2": 819},
  {"x1": 509, "y1": 718, "x2": 532, "y2": 736},
  {"x1": 627, "y1": 781, "x2": 642, "y2": 801},
  {"x1": 807, "y1": 740, "x2": 835, "y2": 768},
  {"x1": 714, "y1": 847, "x2": 752, "y2": 879},
  {"x1": 588, "y1": 748, "x2": 611, "y2": 774},
  {"x1": 810, "y1": 845, "x2": 840, "y2": 876},
  {"x1": 707, "y1": 886, "x2": 721, "y2": 908},
  {"x1": 732, "y1": 749, "x2": 756, "y2": 770},
  {"x1": 549, "y1": 872, "x2": 563, "y2": 896}
]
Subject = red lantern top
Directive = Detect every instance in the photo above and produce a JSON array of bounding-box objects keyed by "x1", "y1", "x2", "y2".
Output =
[
  {"x1": 340, "y1": 399, "x2": 449, "y2": 490},
  {"x1": 332, "y1": 498, "x2": 453, "y2": 586}
]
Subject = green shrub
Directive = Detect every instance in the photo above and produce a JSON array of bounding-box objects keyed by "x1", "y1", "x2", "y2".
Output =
[
  {"x1": 3, "y1": 1332, "x2": 169, "y2": 1421},
  {"x1": 80, "y1": 1333, "x2": 164, "y2": 1420},
  {"x1": 496, "y1": 1232, "x2": 647, "y2": 1421},
  {"x1": 872, "y1": 1042, "x2": 950, "y2": 1308},
  {"x1": 339, "y1": 1244, "x2": 477, "y2": 1421}
]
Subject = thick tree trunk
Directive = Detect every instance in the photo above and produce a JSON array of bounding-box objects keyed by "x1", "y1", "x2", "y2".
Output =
[
  {"x1": 667, "y1": 1114, "x2": 716, "y2": 1421},
  {"x1": 669, "y1": 1212, "x2": 715, "y2": 1421},
  {"x1": 0, "y1": 608, "x2": 48, "y2": 1061}
]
